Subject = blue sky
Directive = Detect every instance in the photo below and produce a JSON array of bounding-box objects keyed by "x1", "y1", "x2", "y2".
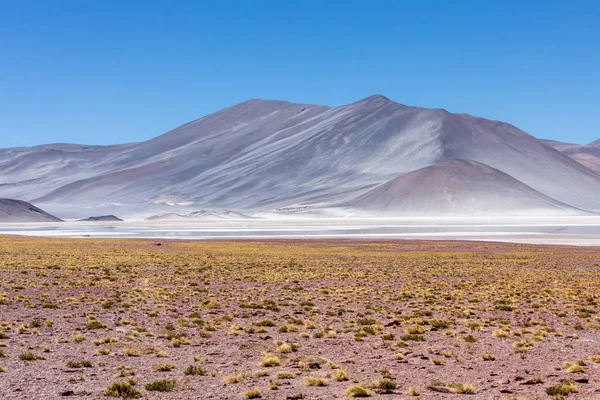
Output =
[{"x1": 1, "y1": 0, "x2": 599, "y2": 147}]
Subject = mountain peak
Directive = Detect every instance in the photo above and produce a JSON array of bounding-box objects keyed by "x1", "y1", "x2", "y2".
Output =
[
  {"x1": 365, "y1": 94, "x2": 391, "y2": 101},
  {"x1": 360, "y1": 94, "x2": 392, "y2": 103},
  {"x1": 235, "y1": 98, "x2": 297, "y2": 108},
  {"x1": 349, "y1": 94, "x2": 401, "y2": 109}
]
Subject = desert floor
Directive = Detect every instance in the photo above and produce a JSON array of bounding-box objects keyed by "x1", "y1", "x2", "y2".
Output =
[{"x1": 0, "y1": 237, "x2": 599, "y2": 399}]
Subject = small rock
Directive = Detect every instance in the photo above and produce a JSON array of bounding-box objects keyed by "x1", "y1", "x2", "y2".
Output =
[
  {"x1": 428, "y1": 386, "x2": 453, "y2": 393},
  {"x1": 374, "y1": 389, "x2": 398, "y2": 395},
  {"x1": 521, "y1": 378, "x2": 543, "y2": 385}
]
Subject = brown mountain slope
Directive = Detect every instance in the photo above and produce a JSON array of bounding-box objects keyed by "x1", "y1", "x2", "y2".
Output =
[{"x1": 344, "y1": 160, "x2": 585, "y2": 216}]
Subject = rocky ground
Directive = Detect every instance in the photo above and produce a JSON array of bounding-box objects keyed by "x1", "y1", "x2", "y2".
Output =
[{"x1": 0, "y1": 237, "x2": 599, "y2": 399}]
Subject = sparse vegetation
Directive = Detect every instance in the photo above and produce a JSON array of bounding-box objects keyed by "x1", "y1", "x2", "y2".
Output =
[
  {"x1": 67, "y1": 360, "x2": 93, "y2": 368},
  {"x1": 104, "y1": 382, "x2": 142, "y2": 398},
  {"x1": 224, "y1": 373, "x2": 244, "y2": 384},
  {"x1": 145, "y1": 379, "x2": 176, "y2": 392},
  {"x1": 546, "y1": 380, "x2": 578, "y2": 396},
  {"x1": 19, "y1": 352, "x2": 44, "y2": 361},
  {"x1": 242, "y1": 388, "x2": 261, "y2": 398},
  {"x1": 346, "y1": 385, "x2": 372, "y2": 397},
  {"x1": 448, "y1": 383, "x2": 476, "y2": 394},
  {"x1": 184, "y1": 364, "x2": 205, "y2": 375},
  {"x1": 275, "y1": 371, "x2": 296, "y2": 379},
  {"x1": 304, "y1": 376, "x2": 328, "y2": 386},
  {"x1": 331, "y1": 368, "x2": 349, "y2": 381},
  {"x1": 258, "y1": 353, "x2": 280, "y2": 367},
  {"x1": 1, "y1": 238, "x2": 599, "y2": 398},
  {"x1": 153, "y1": 363, "x2": 176, "y2": 371}
]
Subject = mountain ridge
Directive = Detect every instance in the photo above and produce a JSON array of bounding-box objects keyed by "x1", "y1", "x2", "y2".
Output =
[{"x1": 1, "y1": 95, "x2": 600, "y2": 217}]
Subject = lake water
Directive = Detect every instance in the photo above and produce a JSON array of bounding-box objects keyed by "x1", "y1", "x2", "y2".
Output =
[{"x1": 3, "y1": 217, "x2": 600, "y2": 245}]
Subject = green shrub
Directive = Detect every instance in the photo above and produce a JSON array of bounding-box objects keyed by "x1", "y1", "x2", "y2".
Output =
[
  {"x1": 104, "y1": 382, "x2": 142, "y2": 398},
  {"x1": 145, "y1": 379, "x2": 176, "y2": 392}
]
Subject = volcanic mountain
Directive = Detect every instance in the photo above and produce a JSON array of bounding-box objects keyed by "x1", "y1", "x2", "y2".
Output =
[
  {"x1": 1, "y1": 95, "x2": 600, "y2": 217},
  {"x1": 0, "y1": 198, "x2": 63, "y2": 222},
  {"x1": 342, "y1": 160, "x2": 585, "y2": 216}
]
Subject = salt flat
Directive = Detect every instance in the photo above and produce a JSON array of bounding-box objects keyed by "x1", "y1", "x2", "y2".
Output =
[{"x1": 3, "y1": 216, "x2": 600, "y2": 245}]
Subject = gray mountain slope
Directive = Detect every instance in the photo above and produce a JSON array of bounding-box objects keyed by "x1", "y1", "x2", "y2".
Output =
[
  {"x1": 342, "y1": 160, "x2": 585, "y2": 216},
  {"x1": 2, "y1": 95, "x2": 600, "y2": 216},
  {"x1": 542, "y1": 139, "x2": 600, "y2": 174},
  {"x1": 0, "y1": 198, "x2": 63, "y2": 222}
]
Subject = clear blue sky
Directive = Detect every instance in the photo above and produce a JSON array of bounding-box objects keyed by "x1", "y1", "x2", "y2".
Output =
[{"x1": 1, "y1": 0, "x2": 599, "y2": 147}]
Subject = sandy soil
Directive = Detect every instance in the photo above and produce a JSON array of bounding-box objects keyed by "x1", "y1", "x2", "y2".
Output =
[{"x1": 0, "y1": 237, "x2": 599, "y2": 399}]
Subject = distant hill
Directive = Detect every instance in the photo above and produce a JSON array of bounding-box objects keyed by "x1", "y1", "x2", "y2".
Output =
[
  {"x1": 0, "y1": 198, "x2": 63, "y2": 222},
  {"x1": 78, "y1": 215, "x2": 123, "y2": 222},
  {"x1": 542, "y1": 139, "x2": 600, "y2": 174}
]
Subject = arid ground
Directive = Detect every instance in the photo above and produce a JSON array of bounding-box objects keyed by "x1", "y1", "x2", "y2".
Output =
[{"x1": 1, "y1": 237, "x2": 599, "y2": 399}]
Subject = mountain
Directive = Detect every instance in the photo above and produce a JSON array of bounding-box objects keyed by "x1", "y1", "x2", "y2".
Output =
[
  {"x1": 341, "y1": 160, "x2": 585, "y2": 216},
  {"x1": 542, "y1": 139, "x2": 600, "y2": 174},
  {"x1": 0, "y1": 198, "x2": 63, "y2": 222},
  {"x1": 2, "y1": 95, "x2": 600, "y2": 217}
]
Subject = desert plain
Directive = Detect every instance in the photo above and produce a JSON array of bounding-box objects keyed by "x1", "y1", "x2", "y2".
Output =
[{"x1": 0, "y1": 236, "x2": 599, "y2": 399}]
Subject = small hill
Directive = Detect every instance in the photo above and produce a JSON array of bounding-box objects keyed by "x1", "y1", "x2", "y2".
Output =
[
  {"x1": 78, "y1": 215, "x2": 123, "y2": 222},
  {"x1": 344, "y1": 160, "x2": 585, "y2": 216},
  {"x1": 0, "y1": 198, "x2": 63, "y2": 222}
]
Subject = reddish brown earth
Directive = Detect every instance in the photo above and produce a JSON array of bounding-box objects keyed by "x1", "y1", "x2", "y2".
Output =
[{"x1": 0, "y1": 237, "x2": 599, "y2": 399}]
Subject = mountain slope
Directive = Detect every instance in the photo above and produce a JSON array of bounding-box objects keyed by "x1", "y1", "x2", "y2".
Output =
[
  {"x1": 0, "y1": 199, "x2": 63, "y2": 222},
  {"x1": 588, "y1": 138, "x2": 600, "y2": 148},
  {"x1": 2, "y1": 95, "x2": 600, "y2": 217},
  {"x1": 342, "y1": 160, "x2": 584, "y2": 216},
  {"x1": 542, "y1": 139, "x2": 600, "y2": 174}
]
